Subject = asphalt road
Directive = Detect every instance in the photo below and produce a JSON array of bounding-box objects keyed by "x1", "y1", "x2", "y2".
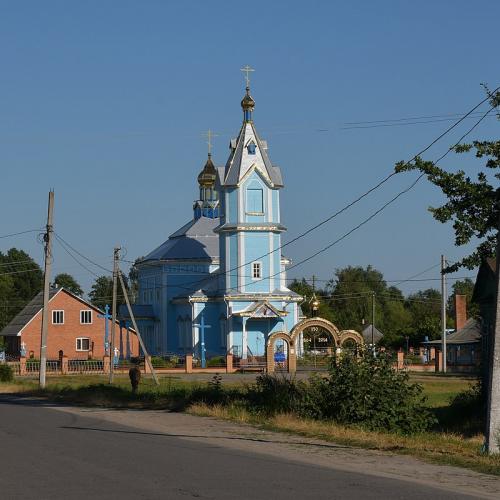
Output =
[{"x1": 0, "y1": 397, "x2": 479, "y2": 499}]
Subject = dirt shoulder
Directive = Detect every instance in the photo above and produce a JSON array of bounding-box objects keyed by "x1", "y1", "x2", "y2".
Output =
[{"x1": 44, "y1": 400, "x2": 500, "y2": 499}]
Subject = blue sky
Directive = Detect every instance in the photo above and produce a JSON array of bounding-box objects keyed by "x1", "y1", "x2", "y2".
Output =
[{"x1": 0, "y1": 0, "x2": 498, "y2": 296}]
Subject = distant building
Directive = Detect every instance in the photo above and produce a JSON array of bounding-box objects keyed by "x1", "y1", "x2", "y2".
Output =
[
  {"x1": 426, "y1": 294, "x2": 481, "y2": 372},
  {"x1": 361, "y1": 324, "x2": 383, "y2": 345},
  {"x1": 0, "y1": 287, "x2": 138, "y2": 360}
]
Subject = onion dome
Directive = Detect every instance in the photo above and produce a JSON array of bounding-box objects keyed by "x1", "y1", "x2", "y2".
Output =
[
  {"x1": 197, "y1": 154, "x2": 217, "y2": 187},
  {"x1": 241, "y1": 87, "x2": 255, "y2": 112}
]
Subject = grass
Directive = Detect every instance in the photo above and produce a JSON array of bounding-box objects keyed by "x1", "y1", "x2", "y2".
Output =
[
  {"x1": 188, "y1": 403, "x2": 500, "y2": 476},
  {"x1": 1, "y1": 372, "x2": 498, "y2": 476}
]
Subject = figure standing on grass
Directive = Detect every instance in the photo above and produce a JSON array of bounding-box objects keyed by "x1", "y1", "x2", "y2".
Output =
[{"x1": 129, "y1": 358, "x2": 141, "y2": 393}]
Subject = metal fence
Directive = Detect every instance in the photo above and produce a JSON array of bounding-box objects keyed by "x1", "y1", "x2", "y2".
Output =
[{"x1": 68, "y1": 359, "x2": 104, "y2": 374}]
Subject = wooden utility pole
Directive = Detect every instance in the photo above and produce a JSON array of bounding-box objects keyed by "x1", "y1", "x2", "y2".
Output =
[
  {"x1": 109, "y1": 246, "x2": 120, "y2": 384},
  {"x1": 486, "y1": 188, "x2": 500, "y2": 454},
  {"x1": 118, "y1": 272, "x2": 159, "y2": 385},
  {"x1": 371, "y1": 291, "x2": 375, "y2": 354},
  {"x1": 39, "y1": 191, "x2": 54, "y2": 389},
  {"x1": 441, "y1": 255, "x2": 447, "y2": 373}
]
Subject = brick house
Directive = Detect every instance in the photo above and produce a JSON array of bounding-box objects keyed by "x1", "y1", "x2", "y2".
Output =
[{"x1": 0, "y1": 287, "x2": 139, "y2": 360}]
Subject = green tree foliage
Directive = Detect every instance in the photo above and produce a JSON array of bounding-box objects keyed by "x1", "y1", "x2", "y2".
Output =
[
  {"x1": 290, "y1": 265, "x2": 443, "y2": 349},
  {"x1": 89, "y1": 274, "x2": 129, "y2": 311},
  {"x1": 0, "y1": 248, "x2": 43, "y2": 330},
  {"x1": 288, "y1": 278, "x2": 334, "y2": 322},
  {"x1": 54, "y1": 273, "x2": 83, "y2": 296},
  {"x1": 396, "y1": 87, "x2": 500, "y2": 272},
  {"x1": 405, "y1": 289, "x2": 442, "y2": 343}
]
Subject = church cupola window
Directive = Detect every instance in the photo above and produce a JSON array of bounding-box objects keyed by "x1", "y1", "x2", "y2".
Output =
[
  {"x1": 246, "y1": 187, "x2": 264, "y2": 214},
  {"x1": 247, "y1": 140, "x2": 256, "y2": 155}
]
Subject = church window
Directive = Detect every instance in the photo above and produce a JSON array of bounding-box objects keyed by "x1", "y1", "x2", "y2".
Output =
[
  {"x1": 252, "y1": 262, "x2": 262, "y2": 279},
  {"x1": 219, "y1": 315, "x2": 227, "y2": 349},
  {"x1": 247, "y1": 188, "x2": 263, "y2": 213},
  {"x1": 247, "y1": 141, "x2": 256, "y2": 155}
]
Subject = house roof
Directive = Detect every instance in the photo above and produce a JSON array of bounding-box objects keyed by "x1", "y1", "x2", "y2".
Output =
[
  {"x1": 140, "y1": 216, "x2": 219, "y2": 263},
  {"x1": 426, "y1": 318, "x2": 481, "y2": 345},
  {"x1": 0, "y1": 287, "x2": 132, "y2": 337},
  {"x1": 361, "y1": 324, "x2": 383, "y2": 344},
  {"x1": 1, "y1": 289, "x2": 59, "y2": 337}
]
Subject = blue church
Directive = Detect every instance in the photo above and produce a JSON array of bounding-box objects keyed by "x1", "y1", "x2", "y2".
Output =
[{"x1": 134, "y1": 80, "x2": 302, "y2": 361}]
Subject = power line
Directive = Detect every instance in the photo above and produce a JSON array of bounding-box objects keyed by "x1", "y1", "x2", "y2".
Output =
[
  {"x1": 55, "y1": 233, "x2": 112, "y2": 274},
  {"x1": 0, "y1": 229, "x2": 42, "y2": 239},
  {"x1": 54, "y1": 237, "x2": 102, "y2": 279}
]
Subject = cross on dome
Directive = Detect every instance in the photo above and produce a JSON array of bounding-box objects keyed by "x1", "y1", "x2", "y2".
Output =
[
  {"x1": 202, "y1": 129, "x2": 218, "y2": 156},
  {"x1": 240, "y1": 65, "x2": 255, "y2": 88}
]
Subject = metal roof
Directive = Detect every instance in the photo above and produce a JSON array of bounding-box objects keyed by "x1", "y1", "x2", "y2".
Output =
[
  {"x1": 223, "y1": 122, "x2": 284, "y2": 187},
  {"x1": 426, "y1": 318, "x2": 481, "y2": 345},
  {"x1": 0, "y1": 289, "x2": 59, "y2": 337},
  {"x1": 362, "y1": 324, "x2": 384, "y2": 344},
  {"x1": 141, "y1": 216, "x2": 219, "y2": 262}
]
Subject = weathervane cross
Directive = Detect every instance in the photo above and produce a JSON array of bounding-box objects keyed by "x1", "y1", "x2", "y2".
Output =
[
  {"x1": 240, "y1": 65, "x2": 255, "y2": 88},
  {"x1": 202, "y1": 129, "x2": 218, "y2": 155}
]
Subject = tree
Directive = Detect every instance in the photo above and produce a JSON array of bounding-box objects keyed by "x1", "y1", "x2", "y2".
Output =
[
  {"x1": 53, "y1": 273, "x2": 83, "y2": 296},
  {"x1": 288, "y1": 278, "x2": 335, "y2": 322},
  {"x1": 396, "y1": 87, "x2": 500, "y2": 272},
  {"x1": 88, "y1": 274, "x2": 128, "y2": 311},
  {"x1": 405, "y1": 289, "x2": 442, "y2": 343},
  {"x1": 0, "y1": 248, "x2": 43, "y2": 330}
]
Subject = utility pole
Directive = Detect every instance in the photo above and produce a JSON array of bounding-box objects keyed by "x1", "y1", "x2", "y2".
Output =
[
  {"x1": 486, "y1": 188, "x2": 500, "y2": 454},
  {"x1": 109, "y1": 246, "x2": 120, "y2": 384},
  {"x1": 441, "y1": 254, "x2": 447, "y2": 373},
  {"x1": 118, "y1": 272, "x2": 159, "y2": 385},
  {"x1": 39, "y1": 191, "x2": 54, "y2": 389},
  {"x1": 371, "y1": 291, "x2": 375, "y2": 355}
]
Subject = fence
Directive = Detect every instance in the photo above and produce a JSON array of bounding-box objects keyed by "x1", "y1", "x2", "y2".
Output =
[{"x1": 68, "y1": 359, "x2": 104, "y2": 374}]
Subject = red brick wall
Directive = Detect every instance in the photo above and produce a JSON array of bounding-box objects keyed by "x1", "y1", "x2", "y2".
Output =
[{"x1": 20, "y1": 290, "x2": 139, "y2": 360}]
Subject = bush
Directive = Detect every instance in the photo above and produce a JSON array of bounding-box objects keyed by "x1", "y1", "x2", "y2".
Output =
[
  {"x1": 207, "y1": 356, "x2": 226, "y2": 368},
  {"x1": 0, "y1": 364, "x2": 14, "y2": 382},
  {"x1": 247, "y1": 374, "x2": 308, "y2": 415},
  {"x1": 151, "y1": 356, "x2": 178, "y2": 368},
  {"x1": 305, "y1": 351, "x2": 436, "y2": 433}
]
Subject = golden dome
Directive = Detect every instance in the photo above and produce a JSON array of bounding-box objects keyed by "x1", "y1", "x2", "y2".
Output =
[
  {"x1": 241, "y1": 88, "x2": 255, "y2": 111},
  {"x1": 197, "y1": 154, "x2": 217, "y2": 187}
]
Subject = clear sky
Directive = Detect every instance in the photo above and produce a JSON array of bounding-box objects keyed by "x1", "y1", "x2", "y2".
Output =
[{"x1": 1, "y1": 0, "x2": 498, "y2": 296}]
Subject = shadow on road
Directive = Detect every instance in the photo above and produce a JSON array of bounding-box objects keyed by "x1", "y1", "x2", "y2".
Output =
[{"x1": 60, "y1": 424, "x2": 352, "y2": 450}]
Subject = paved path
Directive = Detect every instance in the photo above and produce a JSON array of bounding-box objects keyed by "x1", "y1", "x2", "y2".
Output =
[{"x1": 1, "y1": 396, "x2": 499, "y2": 499}]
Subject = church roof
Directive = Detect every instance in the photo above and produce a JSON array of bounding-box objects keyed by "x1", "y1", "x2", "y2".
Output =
[
  {"x1": 223, "y1": 111, "x2": 283, "y2": 187},
  {"x1": 141, "y1": 216, "x2": 219, "y2": 262}
]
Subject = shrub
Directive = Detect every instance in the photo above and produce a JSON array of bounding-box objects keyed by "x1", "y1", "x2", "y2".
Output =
[
  {"x1": 305, "y1": 351, "x2": 436, "y2": 433},
  {"x1": 207, "y1": 356, "x2": 226, "y2": 368},
  {"x1": 151, "y1": 356, "x2": 177, "y2": 368},
  {"x1": 0, "y1": 364, "x2": 14, "y2": 382},
  {"x1": 247, "y1": 374, "x2": 308, "y2": 415}
]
